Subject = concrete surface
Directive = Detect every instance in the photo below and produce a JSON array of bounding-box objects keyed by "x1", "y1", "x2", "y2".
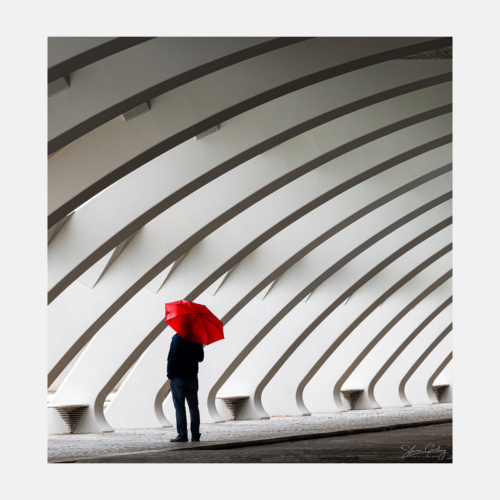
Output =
[
  {"x1": 65, "y1": 422, "x2": 452, "y2": 463},
  {"x1": 49, "y1": 403, "x2": 451, "y2": 462}
]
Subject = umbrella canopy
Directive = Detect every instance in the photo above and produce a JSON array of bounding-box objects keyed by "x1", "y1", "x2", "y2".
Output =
[{"x1": 164, "y1": 300, "x2": 224, "y2": 345}]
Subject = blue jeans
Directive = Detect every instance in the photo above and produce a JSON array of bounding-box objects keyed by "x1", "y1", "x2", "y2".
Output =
[{"x1": 169, "y1": 378, "x2": 200, "y2": 439}]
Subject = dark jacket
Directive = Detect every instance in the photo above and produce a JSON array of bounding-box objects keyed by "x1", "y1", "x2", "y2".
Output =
[{"x1": 167, "y1": 334, "x2": 204, "y2": 381}]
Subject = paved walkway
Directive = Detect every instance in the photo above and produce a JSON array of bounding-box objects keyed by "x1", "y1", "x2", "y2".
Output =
[
  {"x1": 66, "y1": 422, "x2": 453, "y2": 463},
  {"x1": 48, "y1": 403, "x2": 452, "y2": 462}
]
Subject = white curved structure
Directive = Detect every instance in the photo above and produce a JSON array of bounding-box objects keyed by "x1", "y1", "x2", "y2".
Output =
[
  {"x1": 49, "y1": 97, "x2": 452, "y2": 384},
  {"x1": 47, "y1": 37, "x2": 453, "y2": 435},
  {"x1": 48, "y1": 60, "x2": 451, "y2": 300},
  {"x1": 48, "y1": 37, "x2": 308, "y2": 154},
  {"x1": 47, "y1": 37, "x2": 450, "y2": 228}
]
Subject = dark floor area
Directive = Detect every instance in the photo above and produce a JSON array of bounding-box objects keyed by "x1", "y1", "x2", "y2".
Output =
[{"x1": 68, "y1": 422, "x2": 452, "y2": 463}]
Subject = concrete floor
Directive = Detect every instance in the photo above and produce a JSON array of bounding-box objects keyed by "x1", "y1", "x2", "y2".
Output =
[
  {"x1": 58, "y1": 422, "x2": 453, "y2": 463},
  {"x1": 49, "y1": 403, "x2": 452, "y2": 462}
]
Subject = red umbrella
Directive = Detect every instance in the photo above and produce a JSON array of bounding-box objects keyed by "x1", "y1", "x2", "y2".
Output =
[{"x1": 164, "y1": 300, "x2": 224, "y2": 345}]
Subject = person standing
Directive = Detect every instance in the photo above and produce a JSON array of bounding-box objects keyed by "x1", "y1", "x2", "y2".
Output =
[{"x1": 167, "y1": 333, "x2": 204, "y2": 442}]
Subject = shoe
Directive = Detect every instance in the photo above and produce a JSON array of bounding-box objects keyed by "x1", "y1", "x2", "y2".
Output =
[
  {"x1": 170, "y1": 436, "x2": 188, "y2": 442},
  {"x1": 191, "y1": 435, "x2": 201, "y2": 442}
]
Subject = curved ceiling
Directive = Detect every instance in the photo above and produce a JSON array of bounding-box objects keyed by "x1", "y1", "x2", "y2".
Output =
[{"x1": 47, "y1": 37, "x2": 453, "y2": 434}]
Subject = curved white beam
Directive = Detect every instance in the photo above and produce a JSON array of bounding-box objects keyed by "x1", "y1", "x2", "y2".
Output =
[
  {"x1": 48, "y1": 104, "x2": 451, "y2": 383},
  {"x1": 369, "y1": 308, "x2": 452, "y2": 408},
  {"x1": 48, "y1": 89, "x2": 452, "y2": 366},
  {"x1": 47, "y1": 289, "x2": 168, "y2": 433},
  {"x1": 49, "y1": 184, "x2": 452, "y2": 432},
  {"x1": 106, "y1": 177, "x2": 451, "y2": 428},
  {"x1": 48, "y1": 37, "x2": 306, "y2": 153},
  {"x1": 52, "y1": 169, "x2": 451, "y2": 428},
  {"x1": 124, "y1": 196, "x2": 452, "y2": 429},
  {"x1": 195, "y1": 172, "x2": 451, "y2": 328},
  {"x1": 106, "y1": 331, "x2": 174, "y2": 430},
  {"x1": 426, "y1": 352, "x2": 453, "y2": 404},
  {"x1": 410, "y1": 336, "x2": 453, "y2": 406},
  {"x1": 191, "y1": 236, "x2": 452, "y2": 423},
  {"x1": 48, "y1": 60, "x2": 452, "y2": 296},
  {"x1": 432, "y1": 357, "x2": 453, "y2": 404},
  {"x1": 48, "y1": 37, "x2": 155, "y2": 83},
  {"x1": 49, "y1": 87, "x2": 452, "y2": 303},
  {"x1": 364, "y1": 294, "x2": 452, "y2": 409},
  {"x1": 296, "y1": 248, "x2": 452, "y2": 415},
  {"x1": 229, "y1": 266, "x2": 450, "y2": 419},
  {"x1": 46, "y1": 38, "x2": 455, "y2": 437},
  {"x1": 48, "y1": 37, "x2": 450, "y2": 226},
  {"x1": 303, "y1": 265, "x2": 452, "y2": 414},
  {"x1": 328, "y1": 273, "x2": 451, "y2": 412},
  {"x1": 400, "y1": 325, "x2": 453, "y2": 406},
  {"x1": 49, "y1": 187, "x2": 450, "y2": 432},
  {"x1": 256, "y1": 221, "x2": 451, "y2": 420}
]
